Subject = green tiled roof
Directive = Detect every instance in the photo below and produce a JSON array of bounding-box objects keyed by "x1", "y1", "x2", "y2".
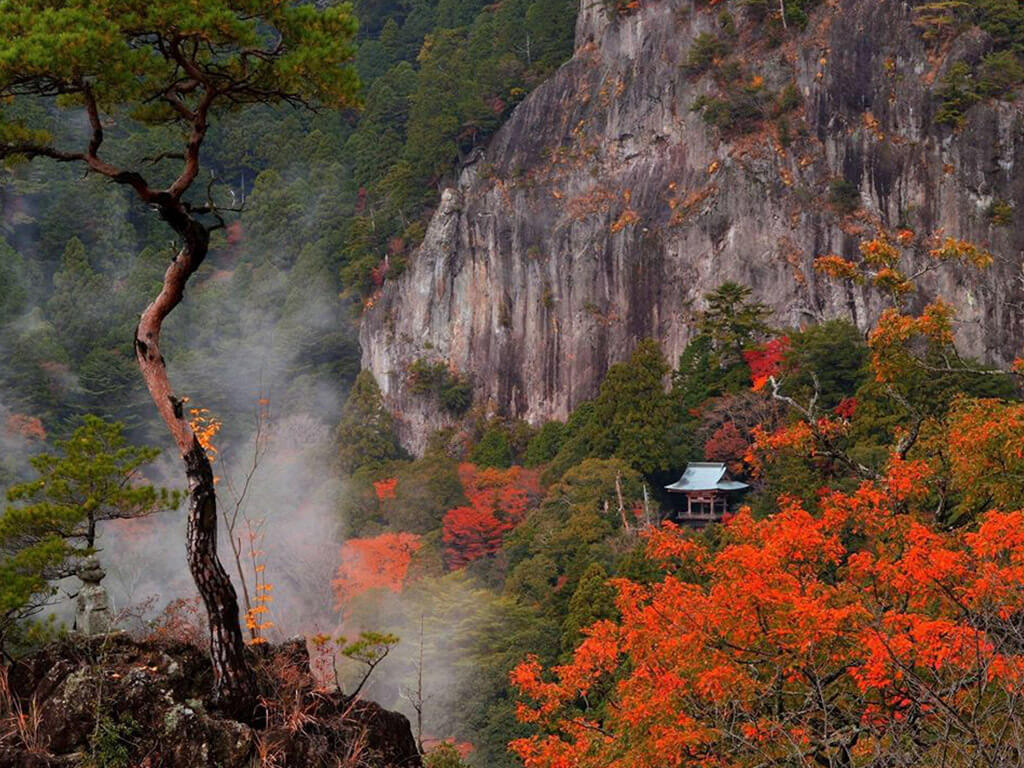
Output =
[{"x1": 665, "y1": 462, "x2": 749, "y2": 493}]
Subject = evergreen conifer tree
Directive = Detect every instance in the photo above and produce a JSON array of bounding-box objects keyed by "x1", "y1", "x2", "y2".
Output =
[{"x1": 337, "y1": 371, "x2": 404, "y2": 473}]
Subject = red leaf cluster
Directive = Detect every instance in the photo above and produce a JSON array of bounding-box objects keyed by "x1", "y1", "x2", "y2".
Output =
[
  {"x1": 5, "y1": 413, "x2": 46, "y2": 441},
  {"x1": 703, "y1": 421, "x2": 747, "y2": 469},
  {"x1": 834, "y1": 396, "x2": 858, "y2": 420},
  {"x1": 373, "y1": 477, "x2": 398, "y2": 501},
  {"x1": 442, "y1": 463, "x2": 538, "y2": 570},
  {"x1": 742, "y1": 335, "x2": 789, "y2": 390}
]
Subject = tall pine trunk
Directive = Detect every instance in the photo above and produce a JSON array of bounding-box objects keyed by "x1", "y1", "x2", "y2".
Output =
[{"x1": 134, "y1": 205, "x2": 257, "y2": 722}]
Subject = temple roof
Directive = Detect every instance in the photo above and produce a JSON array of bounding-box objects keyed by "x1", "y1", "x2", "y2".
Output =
[{"x1": 664, "y1": 462, "x2": 749, "y2": 493}]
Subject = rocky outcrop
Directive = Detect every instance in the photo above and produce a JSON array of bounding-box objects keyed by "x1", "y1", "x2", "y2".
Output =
[
  {"x1": 0, "y1": 634, "x2": 421, "y2": 767},
  {"x1": 361, "y1": 0, "x2": 1024, "y2": 453}
]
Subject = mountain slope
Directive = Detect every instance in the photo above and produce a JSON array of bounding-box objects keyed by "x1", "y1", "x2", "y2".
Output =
[{"x1": 361, "y1": 0, "x2": 1024, "y2": 451}]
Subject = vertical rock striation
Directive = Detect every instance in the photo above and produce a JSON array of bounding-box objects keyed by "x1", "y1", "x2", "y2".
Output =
[{"x1": 361, "y1": 0, "x2": 1024, "y2": 453}]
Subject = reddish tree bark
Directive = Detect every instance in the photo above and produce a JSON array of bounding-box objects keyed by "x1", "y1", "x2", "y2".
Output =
[{"x1": 134, "y1": 205, "x2": 257, "y2": 721}]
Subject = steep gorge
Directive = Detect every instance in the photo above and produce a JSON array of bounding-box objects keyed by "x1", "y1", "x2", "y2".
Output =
[{"x1": 361, "y1": 0, "x2": 1024, "y2": 452}]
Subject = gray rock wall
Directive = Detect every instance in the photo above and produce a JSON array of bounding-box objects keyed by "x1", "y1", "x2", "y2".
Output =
[{"x1": 361, "y1": 0, "x2": 1024, "y2": 453}]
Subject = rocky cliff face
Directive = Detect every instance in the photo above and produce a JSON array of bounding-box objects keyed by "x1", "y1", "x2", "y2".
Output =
[{"x1": 361, "y1": 0, "x2": 1024, "y2": 453}]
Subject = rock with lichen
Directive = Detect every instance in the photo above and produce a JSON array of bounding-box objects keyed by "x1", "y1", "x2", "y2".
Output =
[{"x1": 0, "y1": 633, "x2": 420, "y2": 768}]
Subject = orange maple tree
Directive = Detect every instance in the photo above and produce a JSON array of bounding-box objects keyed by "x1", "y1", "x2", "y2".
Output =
[
  {"x1": 943, "y1": 396, "x2": 1024, "y2": 516},
  {"x1": 332, "y1": 532, "x2": 422, "y2": 610},
  {"x1": 814, "y1": 231, "x2": 992, "y2": 306},
  {"x1": 442, "y1": 463, "x2": 537, "y2": 570},
  {"x1": 513, "y1": 226, "x2": 1024, "y2": 764},
  {"x1": 4, "y1": 413, "x2": 46, "y2": 441},
  {"x1": 511, "y1": 449, "x2": 1024, "y2": 766}
]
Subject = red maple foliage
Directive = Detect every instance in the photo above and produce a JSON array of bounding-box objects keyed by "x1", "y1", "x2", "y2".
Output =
[
  {"x1": 703, "y1": 421, "x2": 748, "y2": 471},
  {"x1": 442, "y1": 463, "x2": 538, "y2": 570},
  {"x1": 373, "y1": 477, "x2": 398, "y2": 501},
  {"x1": 511, "y1": 450, "x2": 1024, "y2": 767},
  {"x1": 742, "y1": 335, "x2": 790, "y2": 391},
  {"x1": 442, "y1": 506, "x2": 506, "y2": 571},
  {"x1": 834, "y1": 395, "x2": 858, "y2": 420},
  {"x1": 332, "y1": 532, "x2": 422, "y2": 610}
]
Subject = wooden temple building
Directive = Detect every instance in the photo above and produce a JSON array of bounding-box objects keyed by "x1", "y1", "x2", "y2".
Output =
[{"x1": 664, "y1": 462, "x2": 749, "y2": 524}]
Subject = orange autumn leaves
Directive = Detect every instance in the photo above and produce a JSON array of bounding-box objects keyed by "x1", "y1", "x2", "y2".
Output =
[
  {"x1": 815, "y1": 228, "x2": 994, "y2": 391},
  {"x1": 372, "y1": 477, "x2": 398, "y2": 500},
  {"x1": 511, "y1": 467, "x2": 1024, "y2": 768},
  {"x1": 332, "y1": 531, "x2": 422, "y2": 610},
  {"x1": 869, "y1": 300, "x2": 956, "y2": 384},
  {"x1": 814, "y1": 230, "x2": 992, "y2": 301},
  {"x1": 4, "y1": 413, "x2": 45, "y2": 441},
  {"x1": 188, "y1": 406, "x2": 222, "y2": 462},
  {"x1": 944, "y1": 397, "x2": 1024, "y2": 512},
  {"x1": 508, "y1": 226, "x2": 1019, "y2": 766}
]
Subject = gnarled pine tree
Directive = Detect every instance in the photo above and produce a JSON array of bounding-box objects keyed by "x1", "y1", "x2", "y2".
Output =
[{"x1": 0, "y1": 0, "x2": 358, "y2": 721}]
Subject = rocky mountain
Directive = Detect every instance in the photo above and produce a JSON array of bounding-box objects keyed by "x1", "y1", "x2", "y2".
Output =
[{"x1": 361, "y1": 0, "x2": 1024, "y2": 453}]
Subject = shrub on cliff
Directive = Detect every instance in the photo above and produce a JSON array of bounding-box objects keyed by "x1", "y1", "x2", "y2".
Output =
[
  {"x1": 935, "y1": 61, "x2": 981, "y2": 126},
  {"x1": 407, "y1": 359, "x2": 474, "y2": 415},
  {"x1": 684, "y1": 32, "x2": 729, "y2": 75}
]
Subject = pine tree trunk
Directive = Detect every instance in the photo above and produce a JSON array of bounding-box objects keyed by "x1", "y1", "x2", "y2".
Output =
[
  {"x1": 183, "y1": 438, "x2": 258, "y2": 720},
  {"x1": 133, "y1": 206, "x2": 258, "y2": 722}
]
